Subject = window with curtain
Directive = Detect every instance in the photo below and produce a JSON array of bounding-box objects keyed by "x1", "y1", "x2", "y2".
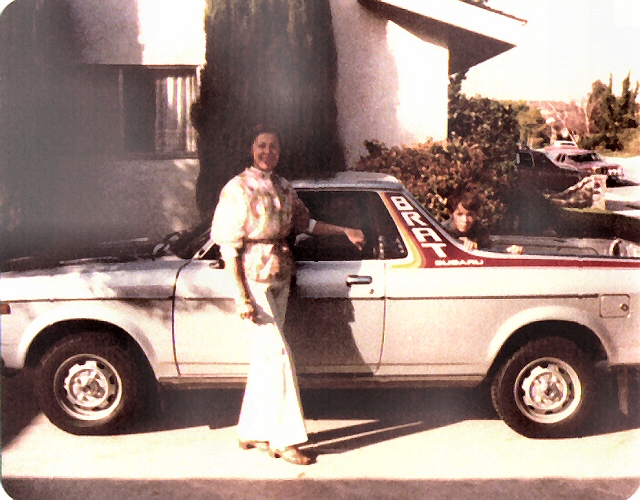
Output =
[{"x1": 122, "y1": 66, "x2": 199, "y2": 157}]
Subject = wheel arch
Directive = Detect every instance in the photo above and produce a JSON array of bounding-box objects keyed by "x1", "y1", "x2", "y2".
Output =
[
  {"x1": 486, "y1": 319, "x2": 608, "y2": 382},
  {"x1": 16, "y1": 301, "x2": 172, "y2": 378},
  {"x1": 27, "y1": 318, "x2": 139, "y2": 361},
  {"x1": 32, "y1": 322, "x2": 160, "y2": 434}
]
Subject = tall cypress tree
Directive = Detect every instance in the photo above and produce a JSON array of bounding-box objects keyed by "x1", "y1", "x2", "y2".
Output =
[
  {"x1": 618, "y1": 73, "x2": 639, "y2": 130},
  {"x1": 192, "y1": 0, "x2": 344, "y2": 217},
  {"x1": 585, "y1": 74, "x2": 639, "y2": 151}
]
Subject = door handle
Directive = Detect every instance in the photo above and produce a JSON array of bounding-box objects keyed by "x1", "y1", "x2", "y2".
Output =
[{"x1": 346, "y1": 275, "x2": 373, "y2": 286}]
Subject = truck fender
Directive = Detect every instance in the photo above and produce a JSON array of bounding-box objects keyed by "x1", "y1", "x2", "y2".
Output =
[
  {"x1": 487, "y1": 304, "x2": 611, "y2": 363},
  {"x1": 16, "y1": 301, "x2": 172, "y2": 377}
]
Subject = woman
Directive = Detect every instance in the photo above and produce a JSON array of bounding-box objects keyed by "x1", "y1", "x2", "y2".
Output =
[{"x1": 210, "y1": 127, "x2": 365, "y2": 465}]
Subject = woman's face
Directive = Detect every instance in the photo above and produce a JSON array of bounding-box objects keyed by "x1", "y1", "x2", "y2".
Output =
[{"x1": 252, "y1": 132, "x2": 280, "y2": 172}]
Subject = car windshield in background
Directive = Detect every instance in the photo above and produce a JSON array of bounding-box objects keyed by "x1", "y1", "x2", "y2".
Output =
[{"x1": 570, "y1": 153, "x2": 601, "y2": 163}]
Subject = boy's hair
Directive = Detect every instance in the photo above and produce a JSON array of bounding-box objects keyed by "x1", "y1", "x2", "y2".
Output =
[{"x1": 450, "y1": 190, "x2": 482, "y2": 214}]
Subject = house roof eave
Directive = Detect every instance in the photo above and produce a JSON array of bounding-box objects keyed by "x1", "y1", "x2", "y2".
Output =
[{"x1": 359, "y1": 0, "x2": 525, "y2": 74}]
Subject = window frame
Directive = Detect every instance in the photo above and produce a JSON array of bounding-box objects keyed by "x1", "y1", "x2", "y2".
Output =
[
  {"x1": 294, "y1": 189, "x2": 407, "y2": 262},
  {"x1": 118, "y1": 65, "x2": 200, "y2": 160}
]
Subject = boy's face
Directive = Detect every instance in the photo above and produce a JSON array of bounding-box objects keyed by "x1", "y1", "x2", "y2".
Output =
[{"x1": 451, "y1": 202, "x2": 477, "y2": 234}]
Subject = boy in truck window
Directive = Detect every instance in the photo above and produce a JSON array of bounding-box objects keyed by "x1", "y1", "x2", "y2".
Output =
[{"x1": 443, "y1": 191, "x2": 523, "y2": 255}]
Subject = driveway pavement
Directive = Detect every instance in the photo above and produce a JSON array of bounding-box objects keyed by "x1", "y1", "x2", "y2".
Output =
[{"x1": 2, "y1": 369, "x2": 639, "y2": 499}]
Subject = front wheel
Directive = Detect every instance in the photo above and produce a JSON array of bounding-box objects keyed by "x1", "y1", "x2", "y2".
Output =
[
  {"x1": 35, "y1": 332, "x2": 152, "y2": 435},
  {"x1": 491, "y1": 337, "x2": 594, "y2": 438}
]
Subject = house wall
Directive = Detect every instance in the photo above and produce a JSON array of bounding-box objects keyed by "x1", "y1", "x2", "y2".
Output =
[
  {"x1": 330, "y1": 0, "x2": 449, "y2": 166},
  {"x1": 46, "y1": 67, "x2": 201, "y2": 243},
  {"x1": 61, "y1": 0, "x2": 205, "y2": 241},
  {"x1": 0, "y1": 0, "x2": 202, "y2": 259},
  {"x1": 54, "y1": 156, "x2": 200, "y2": 242},
  {"x1": 2, "y1": 0, "x2": 454, "y2": 257},
  {"x1": 67, "y1": 0, "x2": 205, "y2": 65}
]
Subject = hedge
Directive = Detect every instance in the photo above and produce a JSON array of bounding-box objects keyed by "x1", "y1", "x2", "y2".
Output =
[{"x1": 354, "y1": 138, "x2": 640, "y2": 242}]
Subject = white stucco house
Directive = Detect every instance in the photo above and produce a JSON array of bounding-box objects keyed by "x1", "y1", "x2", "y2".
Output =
[
  {"x1": 336, "y1": 0, "x2": 524, "y2": 164},
  {"x1": 0, "y1": 0, "x2": 523, "y2": 251}
]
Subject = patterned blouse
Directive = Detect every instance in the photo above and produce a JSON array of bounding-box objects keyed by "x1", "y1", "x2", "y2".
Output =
[{"x1": 211, "y1": 167, "x2": 315, "y2": 283}]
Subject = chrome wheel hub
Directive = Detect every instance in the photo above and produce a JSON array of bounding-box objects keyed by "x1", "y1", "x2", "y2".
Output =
[
  {"x1": 515, "y1": 358, "x2": 582, "y2": 424},
  {"x1": 55, "y1": 355, "x2": 123, "y2": 421}
]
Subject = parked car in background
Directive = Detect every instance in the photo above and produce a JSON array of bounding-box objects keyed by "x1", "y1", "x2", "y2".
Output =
[
  {"x1": 517, "y1": 142, "x2": 628, "y2": 190},
  {"x1": 516, "y1": 145, "x2": 584, "y2": 192},
  {"x1": 545, "y1": 144, "x2": 624, "y2": 181},
  {"x1": 2, "y1": 172, "x2": 639, "y2": 440}
]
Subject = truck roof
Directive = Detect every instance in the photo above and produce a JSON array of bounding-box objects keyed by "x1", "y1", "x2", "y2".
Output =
[{"x1": 292, "y1": 171, "x2": 403, "y2": 191}]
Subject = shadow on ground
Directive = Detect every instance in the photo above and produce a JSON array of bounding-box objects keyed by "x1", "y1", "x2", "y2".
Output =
[
  {"x1": 1, "y1": 370, "x2": 40, "y2": 448},
  {"x1": 300, "y1": 385, "x2": 497, "y2": 454},
  {"x1": 139, "y1": 383, "x2": 500, "y2": 450},
  {"x1": 2, "y1": 368, "x2": 637, "y2": 452}
]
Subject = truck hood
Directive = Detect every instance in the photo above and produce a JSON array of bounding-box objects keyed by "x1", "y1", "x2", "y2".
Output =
[
  {"x1": 1, "y1": 237, "x2": 162, "y2": 273},
  {"x1": 0, "y1": 258, "x2": 186, "y2": 301}
]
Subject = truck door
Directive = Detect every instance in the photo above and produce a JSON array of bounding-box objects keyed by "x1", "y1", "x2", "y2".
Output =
[
  {"x1": 286, "y1": 190, "x2": 400, "y2": 374},
  {"x1": 173, "y1": 250, "x2": 251, "y2": 376}
]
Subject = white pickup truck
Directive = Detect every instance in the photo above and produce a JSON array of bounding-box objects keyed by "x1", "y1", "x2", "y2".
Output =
[{"x1": 1, "y1": 172, "x2": 639, "y2": 438}]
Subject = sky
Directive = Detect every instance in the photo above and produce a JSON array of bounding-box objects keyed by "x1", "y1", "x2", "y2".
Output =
[{"x1": 463, "y1": 0, "x2": 640, "y2": 103}]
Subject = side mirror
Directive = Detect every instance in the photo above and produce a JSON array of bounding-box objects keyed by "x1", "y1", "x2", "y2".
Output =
[{"x1": 194, "y1": 239, "x2": 220, "y2": 260}]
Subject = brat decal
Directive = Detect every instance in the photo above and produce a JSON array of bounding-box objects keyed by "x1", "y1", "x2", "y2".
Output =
[
  {"x1": 382, "y1": 193, "x2": 484, "y2": 268},
  {"x1": 391, "y1": 195, "x2": 447, "y2": 258}
]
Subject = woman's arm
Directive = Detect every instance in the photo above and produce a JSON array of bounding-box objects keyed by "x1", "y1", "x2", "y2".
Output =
[
  {"x1": 290, "y1": 190, "x2": 365, "y2": 250},
  {"x1": 312, "y1": 221, "x2": 366, "y2": 250},
  {"x1": 226, "y1": 254, "x2": 257, "y2": 322},
  {"x1": 210, "y1": 179, "x2": 256, "y2": 320}
]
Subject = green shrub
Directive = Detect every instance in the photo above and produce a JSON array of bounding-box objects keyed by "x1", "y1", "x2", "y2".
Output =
[
  {"x1": 354, "y1": 139, "x2": 519, "y2": 232},
  {"x1": 356, "y1": 75, "x2": 531, "y2": 233}
]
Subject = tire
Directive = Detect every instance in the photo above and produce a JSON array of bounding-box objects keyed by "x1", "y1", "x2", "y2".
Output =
[
  {"x1": 491, "y1": 336, "x2": 594, "y2": 438},
  {"x1": 35, "y1": 332, "x2": 150, "y2": 435}
]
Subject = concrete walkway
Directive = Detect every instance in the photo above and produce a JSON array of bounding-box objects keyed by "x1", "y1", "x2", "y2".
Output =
[{"x1": 605, "y1": 157, "x2": 640, "y2": 218}]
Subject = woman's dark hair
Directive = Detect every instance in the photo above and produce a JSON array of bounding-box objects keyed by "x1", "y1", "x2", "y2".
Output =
[
  {"x1": 249, "y1": 123, "x2": 281, "y2": 145},
  {"x1": 246, "y1": 123, "x2": 282, "y2": 165}
]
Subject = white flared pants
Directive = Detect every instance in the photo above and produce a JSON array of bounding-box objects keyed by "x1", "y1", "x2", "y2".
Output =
[{"x1": 237, "y1": 279, "x2": 308, "y2": 449}]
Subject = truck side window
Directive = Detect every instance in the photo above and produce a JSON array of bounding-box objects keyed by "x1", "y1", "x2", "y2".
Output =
[
  {"x1": 373, "y1": 194, "x2": 407, "y2": 260},
  {"x1": 294, "y1": 191, "x2": 406, "y2": 261}
]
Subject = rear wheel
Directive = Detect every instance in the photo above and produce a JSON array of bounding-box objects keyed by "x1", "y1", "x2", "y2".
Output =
[
  {"x1": 35, "y1": 332, "x2": 152, "y2": 435},
  {"x1": 491, "y1": 337, "x2": 594, "y2": 438}
]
